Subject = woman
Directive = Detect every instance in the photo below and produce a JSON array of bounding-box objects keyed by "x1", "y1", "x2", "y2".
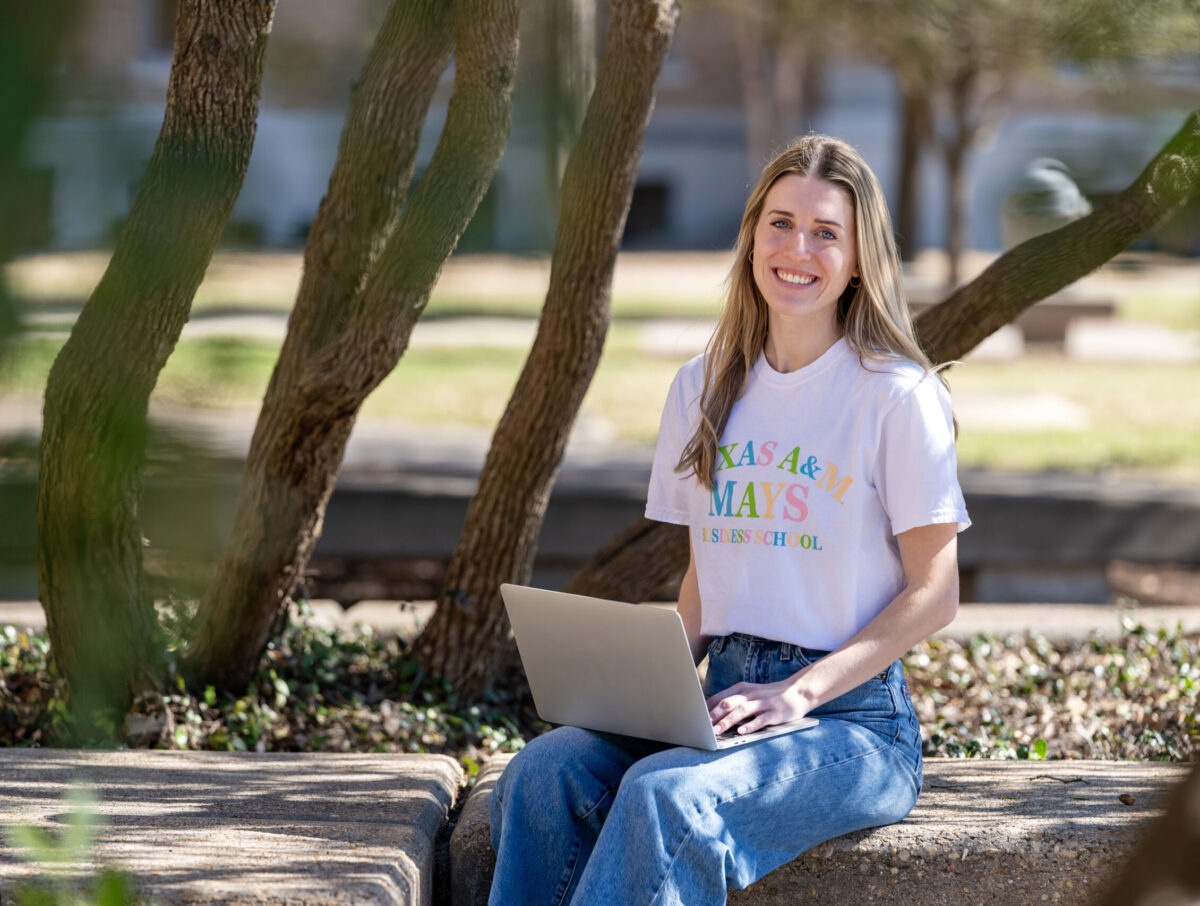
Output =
[{"x1": 488, "y1": 134, "x2": 970, "y2": 906}]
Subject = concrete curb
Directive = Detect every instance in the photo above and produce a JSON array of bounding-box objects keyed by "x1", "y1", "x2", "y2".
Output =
[
  {"x1": 0, "y1": 749, "x2": 463, "y2": 906},
  {"x1": 449, "y1": 764, "x2": 504, "y2": 906},
  {"x1": 451, "y1": 755, "x2": 1188, "y2": 906},
  {"x1": 5, "y1": 600, "x2": 1200, "y2": 645}
]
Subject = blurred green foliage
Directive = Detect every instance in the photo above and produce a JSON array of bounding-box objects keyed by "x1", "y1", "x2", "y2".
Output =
[
  {"x1": 3, "y1": 610, "x2": 1195, "y2": 765},
  {"x1": 4, "y1": 787, "x2": 142, "y2": 906}
]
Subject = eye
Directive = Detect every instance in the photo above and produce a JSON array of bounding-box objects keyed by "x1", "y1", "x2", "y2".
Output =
[
  {"x1": 818, "y1": 228, "x2": 837, "y2": 240},
  {"x1": 770, "y1": 218, "x2": 791, "y2": 229}
]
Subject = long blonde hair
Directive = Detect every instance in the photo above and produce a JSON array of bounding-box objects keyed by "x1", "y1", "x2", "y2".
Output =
[{"x1": 677, "y1": 134, "x2": 948, "y2": 489}]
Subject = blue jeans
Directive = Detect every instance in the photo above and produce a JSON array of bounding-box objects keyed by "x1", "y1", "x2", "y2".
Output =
[{"x1": 488, "y1": 633, "x2": 923, "y2": 906}]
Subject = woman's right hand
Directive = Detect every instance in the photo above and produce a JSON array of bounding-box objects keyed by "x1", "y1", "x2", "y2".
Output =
[{"x1": 706, "y1": 672, "x2": 817, "y2": 736}]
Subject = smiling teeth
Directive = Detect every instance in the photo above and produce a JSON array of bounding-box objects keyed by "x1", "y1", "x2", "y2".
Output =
[{"x1": 777, "y1": 271, "x2": 816, "y2": 285}]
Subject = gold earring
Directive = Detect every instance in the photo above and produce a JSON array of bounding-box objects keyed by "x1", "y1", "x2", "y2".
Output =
[
  {"x1": 850, "y1": 275, "x2": 861, "y2": 288},
  {"x1": 749, "y1": 250, "x2": 755, "y2": 262}
]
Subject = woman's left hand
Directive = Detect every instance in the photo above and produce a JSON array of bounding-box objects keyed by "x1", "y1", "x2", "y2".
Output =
[{"x1": 707, "y1": 677, "x2": 815, "y2": 736}]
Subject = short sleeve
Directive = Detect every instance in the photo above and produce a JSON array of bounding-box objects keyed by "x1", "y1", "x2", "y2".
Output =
[
  {"x1": 645, "y1": 370, "x2": 694, "y2": 526},
  {"x1": 873, "y1": 376, "x2": 971, "y2": 537}
]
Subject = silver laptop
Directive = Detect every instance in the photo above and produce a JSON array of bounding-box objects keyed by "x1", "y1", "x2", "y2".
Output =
[{"x1": 499, "y1": 584, "x2": 818, "y2": 751}]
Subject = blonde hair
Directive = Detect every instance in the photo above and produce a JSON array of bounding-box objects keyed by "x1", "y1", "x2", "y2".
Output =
[{"x1": 677, "y1": 134, "x2": 949, "y2": 489}]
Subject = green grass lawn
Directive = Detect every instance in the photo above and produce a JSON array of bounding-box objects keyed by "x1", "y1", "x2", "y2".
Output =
[
  {"x1": 6, "y1": 251, "x2": 726, "y2": 321},
  {"x1": 4, "y1": 334, "x2": 1199, "y2": 479},
  {"x1": 6, "y1": 250, "x2": 1198, "y2": 477},
  {"x1": 1115, "y1": 291, "x2": 1200, "y2": 332},
  {"x1": 947, "y1": 357, "x2": 1200, "y2": 479}
]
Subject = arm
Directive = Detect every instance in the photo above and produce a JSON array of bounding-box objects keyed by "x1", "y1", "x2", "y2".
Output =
[
  {"x1": 708, "y1": 521, "x2": 960, "y2": 735},
  {"x1": 677, "y1": 537, "x2": 712, "y2": 666}
]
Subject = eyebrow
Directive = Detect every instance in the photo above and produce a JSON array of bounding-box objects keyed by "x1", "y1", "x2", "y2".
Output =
[{"x1": 766, "y1": 209, "x2": 845, "y2": 229}]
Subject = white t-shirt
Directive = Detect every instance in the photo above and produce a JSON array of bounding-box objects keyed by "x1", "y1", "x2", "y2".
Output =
[{"x1": 645, "y1": 337, "x2": 971, "y2": 651}]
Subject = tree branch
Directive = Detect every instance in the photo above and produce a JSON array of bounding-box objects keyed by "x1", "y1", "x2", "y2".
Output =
[{"x1": 917, "y1": 108, "x2": 1200, "y2": 362}]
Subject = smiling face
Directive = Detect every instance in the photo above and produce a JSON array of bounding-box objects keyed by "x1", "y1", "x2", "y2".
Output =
[{"x1": 750, "y1": 173, "x2": 859, "y2": 341}]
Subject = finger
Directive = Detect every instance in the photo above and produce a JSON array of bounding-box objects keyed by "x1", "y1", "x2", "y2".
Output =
[
  {"x1": 734, "y1": 711, "x2": 776, "y2": 735},
  {"x1": 712, "y1": 703, "x2": 746, "y2": 734},
  {"x1": 714, "y1": 699, "x2": 766, "y2": 734},
  {"x1": 708, "y1": 692, "x2": 746, "y2": 719},
  {"x1": 706, "y1": 684, "x2": 749, "y2": 710},
  {"x1": 711, "y1": 705, "x2": 739, "y2": 733}
]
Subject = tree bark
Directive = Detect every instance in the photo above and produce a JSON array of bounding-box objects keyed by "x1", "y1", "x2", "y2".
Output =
[
  {"x1": 0, "y1": 0, "x2": 83, "y2": 346},
  {"x1": 733, "y1": 0, "x2": 777, "y2": 182},
  {"x1": 36, "y1": 0, "x2": 276, "y2": 728},
  {"x1": 528, "y1": 0, "x2": 597, "y2": 226},
  {"x1": 187, "y1": 0, "x2": 519, "y2": 692},
  {"x1": 895, "y1": 74, "x2": 931, "y2": 263},
  {"x1": 937, "y1": 64, "x2": 978, "y2": 288},
  {"x1": 564, "y1": 108, "x2": 1200, "y2": 604},
  {"x1": 412, "y1": 0, "x2": 680, "y2": 700},
  {"x1": 562, "y1": 516, "x2": 688, "y2": 602}
]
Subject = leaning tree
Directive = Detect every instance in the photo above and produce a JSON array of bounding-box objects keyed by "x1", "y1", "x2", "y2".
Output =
[
  {"x1": 35, "y1": 0, "x2": 685, "y2": 726},
  {"x1": 411, "y1": 0, "x2": 680, "y2": 699},
  {"x1": 37, "y1": 0, "x2": 279, "y2": 730}
]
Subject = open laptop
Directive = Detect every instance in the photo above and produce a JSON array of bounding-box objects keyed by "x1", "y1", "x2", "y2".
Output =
[{"x1": 499, "y1": 584, "x2": 817, "y2": 751}]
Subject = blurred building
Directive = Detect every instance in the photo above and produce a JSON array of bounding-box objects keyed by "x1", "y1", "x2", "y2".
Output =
[{"x1": 19, "y1": 0, "x2": 1200, "y2": 254}]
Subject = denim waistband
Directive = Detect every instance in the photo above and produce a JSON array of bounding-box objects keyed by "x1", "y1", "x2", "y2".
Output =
[{"x1": 716, "y1": 632, "x2": 831, "y2": 664}]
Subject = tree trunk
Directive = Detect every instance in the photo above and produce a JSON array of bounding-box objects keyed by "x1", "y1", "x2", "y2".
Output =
[
  {"x1": 734, "y1": 0, "x2": 777, "y2": 182},
  {"x1": 796, "y1": 35, "x2": 825, "y2": 135},
  {"x1": 35, "y1": 0, "x2": 275, "y2": 732},
  {"x1": 564, "y1": 108, "x2": 1200, "y2": 605},
  {"x1": 562, "y1": 516, "x2": 688, "y2": 601},
  {"x1": 942, "y1": 137, "x2": 966, "y2": 287},
  {"x1": 0, "y1": 0, "x2": 83, "y2": 346},
  {"x1": 529, "y1": 0, "x2": 597, "y2": 227},
  {"x1": 187, "y1": 0, "x2": 519, "y2": 693},
  {"x1": 938, "y1": 65, "x2": 977, "y2": 288},
  {"x1": 895, "y1": 75, "x2": 931, "y2": 263},
  {"x1": 413, "y1": 0, "x2": 680, "y2": 701}
]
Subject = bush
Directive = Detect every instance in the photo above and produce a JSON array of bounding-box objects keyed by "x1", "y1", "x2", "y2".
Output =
[{"x1": 2, "y1": 609, "x2": 1195, "y2": 768}]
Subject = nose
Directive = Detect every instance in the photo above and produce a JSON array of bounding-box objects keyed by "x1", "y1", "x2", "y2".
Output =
[{"x1": 788, "y1": 231, "x2": 811, "y2": 257}]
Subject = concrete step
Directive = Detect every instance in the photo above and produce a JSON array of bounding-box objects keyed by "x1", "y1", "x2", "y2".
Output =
[
  {"x1": 451, "y1": 756, "x2": 1189, "y2": 906},
  {"x1": 0, "y1": 748, "x2": 1186, "y2": 906},
  {"x1": 0, "y1": 750, "x2": 462, "y2": 906}
]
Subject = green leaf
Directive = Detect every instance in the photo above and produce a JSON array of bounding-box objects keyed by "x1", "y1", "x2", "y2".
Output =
[
  {"x1": 11, "y1": 881, "x2": 60, "y2": 906},
  {"x1": 7, "y1": 823, "x2": 62, "y2": 864},
  {"x1": 1033, "y1": 738, "x2": 1048, "y2": 760},
  {"x1": 93, "y1": 867, "x2": 137, "y2": 906}
]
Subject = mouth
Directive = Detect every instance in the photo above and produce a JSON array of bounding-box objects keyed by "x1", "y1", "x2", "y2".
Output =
[{"x1": 774, "y1": 268, "x2": 817, "y2": 286}]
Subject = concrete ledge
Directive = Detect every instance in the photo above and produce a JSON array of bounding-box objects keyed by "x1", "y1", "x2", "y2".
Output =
[
  {"x1": 452, "y1": 756, "x2": 1187, "y2": 906},
  {"x1": 0, "y1": 749, "x2": 463, "y2": 906}
]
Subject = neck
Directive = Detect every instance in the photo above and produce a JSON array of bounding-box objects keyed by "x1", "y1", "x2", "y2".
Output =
[{"x1": 763, "y1": 314, "x2": 843, "y2": 373}]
